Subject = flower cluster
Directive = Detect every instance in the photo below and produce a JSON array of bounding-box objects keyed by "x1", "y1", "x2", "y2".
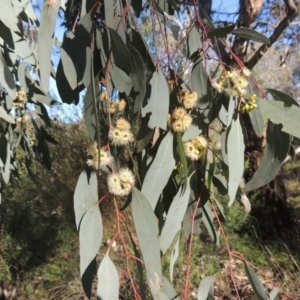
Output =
[
  {"x1": 107, "y1": 168, "x2": 135, "y2": 196},
  {"x1": 168, "y1": 107, "x2": 193, "y2": 133},
  {"x1": 212, "y1": 68, "x2": 250, "y2": 97},
  {"x1": 183, "y1": 135, "x2": 208, "y2": 161},
  {"x1": 86, "y1": 142, "x2": 111, "y2": 170},
  {"x1": 178, "y1": 90, "x2": 198, "y2": 109},
  {"x1": 99, "y1": 92, "x2": 126, "y2": 114},
  {"x1": 240, "y1": 94, "x2": 257, "y2": 113},
  {"x1": 109, "y1": 118, "x2": 134, "y2": 146}
]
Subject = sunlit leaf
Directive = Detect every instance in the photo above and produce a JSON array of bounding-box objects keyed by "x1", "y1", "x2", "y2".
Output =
[
  {"x1": 0, "y1": 107, "x2": 15, "y2": 124},
  {"x1": 197, "y1": 276, "x2": 214, "y2": 300},
  {"x1": 257, "y1": 98, "x2": 300, "y2": 139},
  {"x1": 0, "y1": 0, "x2": 18, "y2": 31},
  {"x1": 0, "y1": 52, "x2": 16, "y2": 99},
  {"x1": 141, "y1": 132, "x2": 175, "y2": 210},
  {"x1": 142, "y1": 68, "x2": 169, "y2": 130},
  {"x1": 245, "y1": 121, "x2": 290, "y2": 192},
  {"x1": 160, "y1": 180, "x2": 191, "y2": 254},
  {"x1": 244, "y1": 262, "x2": 268, "y2": 300},
  {"x1": 80, "y1": 204, "x2": 103, "y2": 277},
  {"x1": 227, "y1": 118, "x2": 245, "y2": 206},
  {"x1": 109, "y1": 64, "x2": 133, "y2": 95},
  {"x1": 38, "y1": 0, "x2": 60, "y2": 93},
  {"x1": 249, "y1": 107, "x2": 264, "y2": 137},
  {"x1": 97, "y1": 253, "x2": 119, "y2": 300},
  {"x1": 232, "y1": 27, "x2": 270, "y2": 45},
  {"x1": 132, "y1": 187, "x2": 169, "y2": 299},
  {"x1": 74, "y1": 171, "x2": 98, "y2": 230}
]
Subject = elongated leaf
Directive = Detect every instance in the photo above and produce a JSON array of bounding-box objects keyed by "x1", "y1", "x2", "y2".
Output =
[
  {"x1": 249, "y1": 107, "x2": 264, "y2": 137},
  {"x1": 182, "y1": 124, "x2": 202, "y2": 142},
  {"x1": 244, "y1": 262, "x2": 268, "y2": 300},
  {"x1": 107, "y1": 28, "x2": 132, "y2": 71},
  {"x1": 0, "y1": 107, "x2": 15, "y2": 124},
  {"x1": 0, "y1": 0, "x2": 18, "y2": 31},
  {"x1": 80, "y1": 204, "x2": 103, "y2": 277},
  {"x1": 127, "y1": 44, "x2": 146, "y2": 113},
  {"x1": 232, "y1": 28, "x2": 270, "y2": 45},
  {"x1": 245, "y1": 121, "x2": 290, "y2": 192},
  {"x1": 188, "y1": 26, "x2": 202, "y2": 58},
  {"x1": 132, "y1": 187, "x2": 169, "y2": 299},
  {"x1": 141, "y1": 132, "x2": 175, "y2": 210},
  {"x1": 269, "y1": 287, "x2": 279, "y2": 300},
  {"x1": 175, "y1": 132, "x2": 188, "y2": 183},
  {"x1": 169, "y1": 236, "x2": 179, "y2": 282},
  {"x1": 97, "y1": 253, "x2": 119, "y2": 300},
  {"x1": 109, "y1": 64, "x2": 133, "y2": 95},
  {"x1": 38, "y1": 0, "x2": 60, "y2": 93},
  {"x1": 162, "y1": 276, "x2": 179, "y2": 299},
  {"x1": 74, "y1": 171, "x2": 98, "y2": 230},
  {"x1": 257, "y1": 98, "x2": 300, "y2": 139},
  {"x1": 267, "y1": 89, "x2": 299, "y2": 107},
  {"x1": 1, "y1": 137, "x2": 11, "y2": 183},
  {"x1": 142, "y1": 68, "x2": 169, "y2": 130},
  {"x1": 227, "y1": 118, "x2": 245, "y2": 206},
  {"x1": 104, "y1": 0, "x2": 114, "y2": 28},
  {"x1": 191, "y1": 59, "x2": 209, "y2": 99},
  {"x1": 160, "y1": 182, "x2": 191, "y2": 254},
  {"x1": 61, "y1": 32, "x2": 78, "y2": 90},
  {"x1": 207, "y1": 24, "x2": 235, "y2": 39},
  {"x1": 202, "y1": 204, "x2": 219, "y2": 245},
  {"x1": 197, "y1": 276, "x2": 214, "y2": 300},
  {"x1": 0, "y1": 52, "x2": 16, "y2": 99}
]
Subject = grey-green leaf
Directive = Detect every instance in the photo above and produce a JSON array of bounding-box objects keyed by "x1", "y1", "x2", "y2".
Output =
[
  {"x1": 0, "y1": 0, "x2": 18, "y2": 31},
  {"x1": 74, "y1": 171, "x2": 98, "y2": 230},
  {"x1": 187, "y1": 26, "x2": 201, "y2": 58},
  {"x1": 244, "y1": 262, "x2": 268, "y2": 300},
  {"x1": 257, "y1": 98, "x2": 300, "y2": 139},
  {"x1": 269, "y1": 287, "x2": 279, "y2": 300},
  {"x1": 197, "y1": 276, "x2": 214, "y2": 300},
  {"x1": 97, "y1": 253, "x2": 119, "y2": 300},
  {"x1": 249, "y1": 107, "x2": 264, "y2": 137},
  {"x1": 132, "y1": 187, "x2": 168, "y2": 299},
  {"x1": 0, "y1": 51, "x2": 16, "y2": 99},
  {"x1": 142, "y1": 68, "x2": 169, "y2": 130},
  {"x1": 169, "y1": 237, "x2": 179, "y2": 282},
  {"x1": 160, "y1": 181, "x2": 191, "y2": 254},
  {"x1": 267, "y1": 89, "x2": 299, "y2": 107},
  {"x1": 0, "y1": 107, "x2": 15, "y2": 124},
  {"x1": 38, "y1": 0, "x2": 60, "y2": 93},
  {"x1": 80, "y1": 204, "x2": 103, "y2": 277},
  {"x1": 232, "y1": 27, "x2": 270, "y2": 45},
  {"x1": 191, "y1": 58, "x2": 210, "y2": 99},
  {"x1": 245, "y1": 121, "x2": 290, "y2": 192},
  {"x1": 141, "y1": 131, "x2": 175, "y2": 210},
  {"x1": 227, "y1": 118, "x2": 245, "y2": 206}
]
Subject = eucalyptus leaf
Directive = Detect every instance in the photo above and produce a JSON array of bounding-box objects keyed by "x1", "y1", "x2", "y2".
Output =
[
  {"x1": 160, "y1": 180, "x2": 191, "y2": 254},
  {"x1": 227, "y1": 118, "x2": 245, "y2": 206},
  {"x1": 0, "y1": 107, "x2": 15, "y2": 124},
  {"x1": 97, "y1": 254, "x2": 119, "y2": 300},
  {"x1": 79, "y1": 204, "x2": 103, "y2": 278},
  {"x1": 244, "y1": 262, "x2": 268, "y2": 300},
  {"x1": 197, "y1": 276, "x2": 214, "y2": 300},
  {"x1": 267, "y1": 89, "x2": 299, "y2": 107},
  {"x1": 232, "y1": 27, "x2": 270, "y2": 45},
  {"x1": 207, "y1": 24, "x2": 235, "y2": 39},
  {"x1": 245, "y1": 121, "x2": 290, "y2": 192},
  {"x1": 132, "y1": 187, "x2": 169, "y2": 299},
  {"x1": 169, "y1": 237, "x2": 179, "y2": 282},
  {"x1": 0, "y1": 51, "x2": 16, "y2": 99},
  {"x1": 257, "y1": 98, "x2": 300, "y2": 139},
  {"x1": 0, "y1": 20, "x2": 14, "y2": 49},
  {"x1": 0, "y1": 0, "x2": 19, "y2": 32},
  {"x1": 74, "y1": 171, "x2": 98, "y2": 230},
  {"x1": 187, "y1": 26, "x2": 202, "y2": 58},
  {"x1": 142, "y1": 68, "x2": 169, "y2": 130},
  {"x1": 38, "y1": 0, "x2": 60, "y2": 93},
  {"x1": 249, "y1": 107, "x2": 264, "y2": 137},
  {"x1": 141, "y1": 132, "x2": 175, "y2": 210}
]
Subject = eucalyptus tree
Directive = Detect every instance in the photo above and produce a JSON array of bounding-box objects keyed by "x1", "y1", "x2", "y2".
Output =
[{"x1": 1, "y1": 0, "x2": 300, "y2": 299}]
